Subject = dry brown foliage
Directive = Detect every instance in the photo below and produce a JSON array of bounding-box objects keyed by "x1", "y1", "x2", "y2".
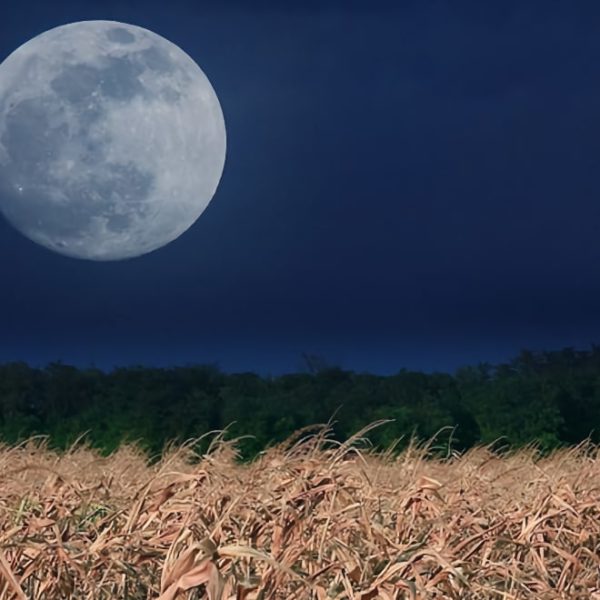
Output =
[{"x1": 0, "y1": 422, "x2": 599, "y2": 599}]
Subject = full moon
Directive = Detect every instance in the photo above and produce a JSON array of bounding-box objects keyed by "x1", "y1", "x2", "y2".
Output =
[{"x1": 0, "y1": 20, "x2": 226, "y2": 260}]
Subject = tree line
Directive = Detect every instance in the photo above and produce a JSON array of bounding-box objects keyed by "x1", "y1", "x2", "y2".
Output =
[{"x1": 0, "y1": 346, "x2": 599, "y2": 461}]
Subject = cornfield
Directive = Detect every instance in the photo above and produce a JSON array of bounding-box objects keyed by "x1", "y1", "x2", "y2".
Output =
[{"x1": 0, "y1": 421, "x2": 598, "y2": 599}]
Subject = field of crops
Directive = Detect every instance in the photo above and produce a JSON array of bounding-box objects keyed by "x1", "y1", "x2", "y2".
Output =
[{"x1": 0, "y1": 422, "x2": 599, "y2": 599}]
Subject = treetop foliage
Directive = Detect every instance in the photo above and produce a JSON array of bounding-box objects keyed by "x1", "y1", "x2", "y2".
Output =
[{"x1": 0, "y1": 346, "x2": 599, "y2": 461}]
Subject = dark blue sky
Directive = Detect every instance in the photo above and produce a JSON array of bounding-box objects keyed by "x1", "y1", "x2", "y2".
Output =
[{"x1": 2, "y1": 1, "x2": 600, "y2": 375}]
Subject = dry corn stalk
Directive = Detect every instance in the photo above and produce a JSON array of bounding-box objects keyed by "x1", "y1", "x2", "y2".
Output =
[{"x1": 0, "y1": 429, "x2": 597, "y2": 598}]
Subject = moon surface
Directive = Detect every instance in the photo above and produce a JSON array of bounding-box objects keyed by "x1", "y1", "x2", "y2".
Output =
[{"x1": 0, "y1": 20, "x2": 226, "y2": 260}]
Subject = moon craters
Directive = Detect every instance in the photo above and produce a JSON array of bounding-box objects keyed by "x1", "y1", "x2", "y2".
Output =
[
  {"x1": 0, "y1": 20, "x2": 226, "y2": 260},
  {"x1": 106, "y1": 27, "x2": 136, "y2": 44}
]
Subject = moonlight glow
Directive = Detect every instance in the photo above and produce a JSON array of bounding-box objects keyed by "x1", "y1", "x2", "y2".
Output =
[{"x1": 0, "y1": 20, "x2": 226, "y2": 260}]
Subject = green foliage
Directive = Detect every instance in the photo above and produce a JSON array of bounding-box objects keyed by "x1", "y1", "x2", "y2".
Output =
[{"x1": 0, "y1": 347, "x2": 599, "y2": 460}]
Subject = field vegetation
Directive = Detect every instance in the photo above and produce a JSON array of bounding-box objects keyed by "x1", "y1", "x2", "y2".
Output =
[{"x1": 0, "y1": 422, "x2": 599, "y2": 599}]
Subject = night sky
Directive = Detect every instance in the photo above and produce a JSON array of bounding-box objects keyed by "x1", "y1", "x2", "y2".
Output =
[{"x1": 2, "y1": 1, "x2": 600, "y2": 375}]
